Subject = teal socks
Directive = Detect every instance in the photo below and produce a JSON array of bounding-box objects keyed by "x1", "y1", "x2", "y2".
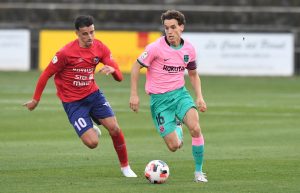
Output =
[{"x1": 192, "y1": 145, "x2": 204, "y2": 172}]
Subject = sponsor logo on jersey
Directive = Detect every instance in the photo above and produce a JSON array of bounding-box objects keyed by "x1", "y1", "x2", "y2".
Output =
[
  {"x1": 73, "y1": 80, "x2": 91, "y2": 87},
  {"x1": 162, "y1": 65, "x2": 185, "y2": 73},
  {"x1": 72, "y1": 68, "x2": 93, "y2": 73},
  {"x1": 52, "y1": 55, "x2": 58, "y2": 64}
]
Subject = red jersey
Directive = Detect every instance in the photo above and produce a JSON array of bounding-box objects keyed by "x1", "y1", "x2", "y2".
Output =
[{"x1": 33, "y1": 39, "x2": 122, "y2": 102}]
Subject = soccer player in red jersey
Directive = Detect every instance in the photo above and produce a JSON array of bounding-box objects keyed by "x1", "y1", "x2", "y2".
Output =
[{"x1": 23, "y1": 15, "x2": 137, "y2": 177}]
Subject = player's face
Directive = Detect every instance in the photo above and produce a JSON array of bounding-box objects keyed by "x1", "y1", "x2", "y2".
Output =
[
  {"x1": 76, "y1": 24, "x2": 95, "y2": 48},
  {"x1": 163, "y1": 19, "x2": 184, "y2": 46}
]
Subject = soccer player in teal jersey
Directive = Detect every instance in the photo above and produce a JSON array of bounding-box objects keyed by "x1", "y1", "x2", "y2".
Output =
[{"x1": 130, "y1": 10, "x2": 208, "y2": 182}]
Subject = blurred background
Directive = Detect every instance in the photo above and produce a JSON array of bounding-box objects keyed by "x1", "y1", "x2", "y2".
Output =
[{"x1": 0, "y1": 0, "x2": 299, "y2": 76}]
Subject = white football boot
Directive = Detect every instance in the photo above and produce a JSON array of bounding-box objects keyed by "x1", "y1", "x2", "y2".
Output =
[
  {"x1": 194, "y1": 172, "x2": 208, "y2": 183},
  {"x1": 121, "y1": 165, "x2": 137, "y2": 177}
]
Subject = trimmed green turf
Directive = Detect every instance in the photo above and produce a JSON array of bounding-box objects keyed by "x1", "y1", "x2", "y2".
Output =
[{"x1": 0, "y1": 71, "x2": 299, "y2": 193}]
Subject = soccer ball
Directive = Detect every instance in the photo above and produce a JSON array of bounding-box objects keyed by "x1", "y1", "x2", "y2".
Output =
[{"x1": 144, "y1": 160, "x2": 170, "y2": 184}]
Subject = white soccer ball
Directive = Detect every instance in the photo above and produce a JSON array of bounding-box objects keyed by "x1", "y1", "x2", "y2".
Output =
[{"x1": 144, "y1": 160, "x2": 170, "y2": 184}]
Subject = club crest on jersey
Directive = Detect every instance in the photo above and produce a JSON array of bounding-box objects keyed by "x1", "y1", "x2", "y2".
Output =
[
  {"x1": 159, "y1": 125, "x2": 165, "y2": 133},
  {"x1": 52, "y1": 55, "x2": 58, "y2": 64},
  {"x1": 183, "y1": 55, "x2": 189, "y2": 64},
  {"x1": 93, "y1": 57, "x2": 100, "y2": 64}
]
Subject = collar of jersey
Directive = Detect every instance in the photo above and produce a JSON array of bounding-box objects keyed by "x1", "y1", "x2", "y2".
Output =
[{"x1": 164, "y1": 36, "x2": 184, "y2": 50}]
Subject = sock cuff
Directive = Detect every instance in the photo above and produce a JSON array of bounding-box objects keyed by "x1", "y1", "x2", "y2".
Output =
[
  {"x1": 121, "y1": 162, "x2": 129, "y2": 168},
  {"x1": 192, "y1": 135, "x2": 204, "y2": 146}
]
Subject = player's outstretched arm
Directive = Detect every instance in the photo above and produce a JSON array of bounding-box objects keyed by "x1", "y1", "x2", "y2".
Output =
[{"x1": 23, "y1": 64, "x2": 57, "y2": 111}]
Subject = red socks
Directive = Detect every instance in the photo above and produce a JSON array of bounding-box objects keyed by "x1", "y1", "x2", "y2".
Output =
[{"x1": 110, "y1": 130, "x2": 128, "y2": 167}]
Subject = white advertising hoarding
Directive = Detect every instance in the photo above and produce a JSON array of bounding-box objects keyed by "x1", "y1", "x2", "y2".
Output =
[
  {"x1": 183, "y1": 33, "x2": 294, "y2": 76},
  {"x1": 0, "y1": 30, "x2": 30, "y2": 71}
]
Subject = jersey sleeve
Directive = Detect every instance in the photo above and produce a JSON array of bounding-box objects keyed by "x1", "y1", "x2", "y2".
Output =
[
  {"x1": 186, "y1": 45, "x2": 197, "y2": 70},
  {"x1": 137, "y1": 43, "x2": 157, "y2": 67},
  {"x1": 32, "y1": 52, "x2": 66, "y2": 101},
  {"x1": 101, "y1": 44, "x2": 123, "y2": 81}
]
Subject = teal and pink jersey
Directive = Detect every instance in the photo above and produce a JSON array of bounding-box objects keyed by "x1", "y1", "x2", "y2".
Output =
[{"x1": 137, "y1": 36, "x2": 197, "y2": 94}]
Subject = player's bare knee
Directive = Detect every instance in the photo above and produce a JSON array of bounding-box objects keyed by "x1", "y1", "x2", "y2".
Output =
[
  {"x1": 190, "y1": 125, "x2": 201, "y2": 138},
  {"x1": 167, "y1": 146, "x2": 177, "y2": 152},
  {"x1": 108, "y1": 126, "x2": 121, "y2": 137},
  {"x1": 82, "y1": 136, "x2": 99, "y2": 149},
  {"x1": 167, "y1": 143, "x2": 180, "y2": 152},
  {"x1": 85, "y1": 140, "x2": 98, "y2": 149}
]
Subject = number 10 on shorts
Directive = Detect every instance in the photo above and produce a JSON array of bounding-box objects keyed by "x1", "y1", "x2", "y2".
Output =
[{"x1": 74, "y1": 117, "x2": 87, "y2": 131}]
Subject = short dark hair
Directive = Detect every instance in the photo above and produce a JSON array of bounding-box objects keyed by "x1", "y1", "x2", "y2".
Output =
[
  {"x1": 74, "y1": 15, "x2": 94, "y2": 30},
  {"x1": 161, "y1": 10, "x2": 186, "y2": 25}
]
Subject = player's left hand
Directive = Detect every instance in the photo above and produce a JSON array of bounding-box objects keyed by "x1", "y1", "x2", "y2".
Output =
[
  {"x1": 23, "y1": 99, "x2": 39, "y2": 111},
  {"x1": 99, "y1": 65, "x2": 115, "y2": 75},
  {"x1": 129, "y1": 95, "x2": 140, "y2": 113},
  {"x1": 196, "y1": 98, "x2": 207, "y2": 112}
]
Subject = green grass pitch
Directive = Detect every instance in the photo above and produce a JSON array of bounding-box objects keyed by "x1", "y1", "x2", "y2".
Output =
[{"x1": 0, "y1": 71, "x2": 299, "y2": 193}]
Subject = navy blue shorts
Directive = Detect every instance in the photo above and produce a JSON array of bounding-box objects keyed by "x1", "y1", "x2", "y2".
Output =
[{"x1": 62, "y1": 90, "x2": 114, "y2": 137}]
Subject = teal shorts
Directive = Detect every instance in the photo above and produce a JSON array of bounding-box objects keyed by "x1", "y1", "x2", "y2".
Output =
[{"x1": 150, "y1": 86, "x2": 196, "y2": 137}]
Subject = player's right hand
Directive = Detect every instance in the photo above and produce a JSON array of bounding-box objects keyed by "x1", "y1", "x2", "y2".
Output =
[
  {"x1": 23, "y1": 99, "x2": 39, "y2": 111},
  {"x1": 99, "y1": 65, "x2": 115, "y2": 75},
  {"x1": 129, "y1": 95, "x2": 139, "y2": 113}
]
